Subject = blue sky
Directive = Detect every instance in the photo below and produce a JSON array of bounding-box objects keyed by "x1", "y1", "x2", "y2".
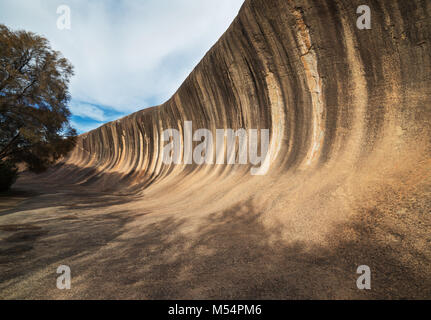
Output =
[{"x1": 0, "y1": 0, "x2": 244, "y2": 133}]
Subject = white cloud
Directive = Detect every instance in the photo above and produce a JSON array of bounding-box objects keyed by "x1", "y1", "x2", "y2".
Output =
[
  {"x1": 0, "y1": 0, "x2": 245, "y2": 116},
  {"x1": 69, "y1": 102, "x2": 106, "y2": 122}
]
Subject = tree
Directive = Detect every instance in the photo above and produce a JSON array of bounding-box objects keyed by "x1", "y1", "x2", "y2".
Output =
[{"x1": 0, "y1": 24, "x2": 76, "y2": 189}]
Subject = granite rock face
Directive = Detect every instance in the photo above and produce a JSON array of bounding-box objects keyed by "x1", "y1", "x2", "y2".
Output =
[
  {"x1": 52, "y1": 0, "x2": 430, "y2": 190},
  {"x1": 15, "y1": 0, "x2": 431, "y2": 298}
]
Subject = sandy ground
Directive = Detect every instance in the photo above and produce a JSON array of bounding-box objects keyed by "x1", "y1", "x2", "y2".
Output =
[{"x1": 1, "y1": 152, "x2": 430, "y2": 300}]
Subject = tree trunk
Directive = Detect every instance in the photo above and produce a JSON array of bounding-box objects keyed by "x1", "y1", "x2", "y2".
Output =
[{"x1": 0, "y1": 132, "x2": 20, "y2": 160}]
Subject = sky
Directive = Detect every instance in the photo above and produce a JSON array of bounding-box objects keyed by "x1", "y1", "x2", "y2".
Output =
[{"x1": 0, "y1": 0, "x2": 245, "y2": 133}]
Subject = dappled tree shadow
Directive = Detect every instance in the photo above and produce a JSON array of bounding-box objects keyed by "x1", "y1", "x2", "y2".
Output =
[
  {"x1": 88, "y1": 201, "x2": 428, "y2": 299},
  {"x1": 0, "y1": 196, "x2": 429, "y2": 299}
]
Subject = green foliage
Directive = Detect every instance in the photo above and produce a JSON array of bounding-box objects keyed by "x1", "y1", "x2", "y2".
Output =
[
  {"x1": 0, "y1": 160, "x2": 18, "y2": 192},
  {"x1": 0, "y1": 24, "x2": 77, "y2": 175}
]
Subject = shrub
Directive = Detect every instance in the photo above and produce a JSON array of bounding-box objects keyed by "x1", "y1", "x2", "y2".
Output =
[{"x1": 0, "y1": 160, "x2": 18, "y2": 192}]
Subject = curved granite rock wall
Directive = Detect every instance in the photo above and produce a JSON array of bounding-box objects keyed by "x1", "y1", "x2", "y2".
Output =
[{"x1": 46, "y1": 0, "x2": 430, "y2": 193}]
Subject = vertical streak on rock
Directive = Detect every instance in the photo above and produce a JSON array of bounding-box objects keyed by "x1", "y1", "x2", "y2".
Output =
[
  {"x1": 293, "y1": 8, "x2": 325, "y2": 167},
  {"x1": 260, "y1": 72, "x2": 285, "y2": 175},
  {"x1": 338, "y1": 14, "x2": 368, "y2": 165}
]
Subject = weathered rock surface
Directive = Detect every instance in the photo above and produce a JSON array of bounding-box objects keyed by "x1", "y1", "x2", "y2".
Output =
[{"x1": 2, "y1": 0, "x2": 430, "y2": 299}]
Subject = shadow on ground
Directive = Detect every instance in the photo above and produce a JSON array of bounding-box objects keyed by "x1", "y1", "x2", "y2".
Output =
[{"x1": 1, "y1": 191, "x2": 429, "y2": 299}]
